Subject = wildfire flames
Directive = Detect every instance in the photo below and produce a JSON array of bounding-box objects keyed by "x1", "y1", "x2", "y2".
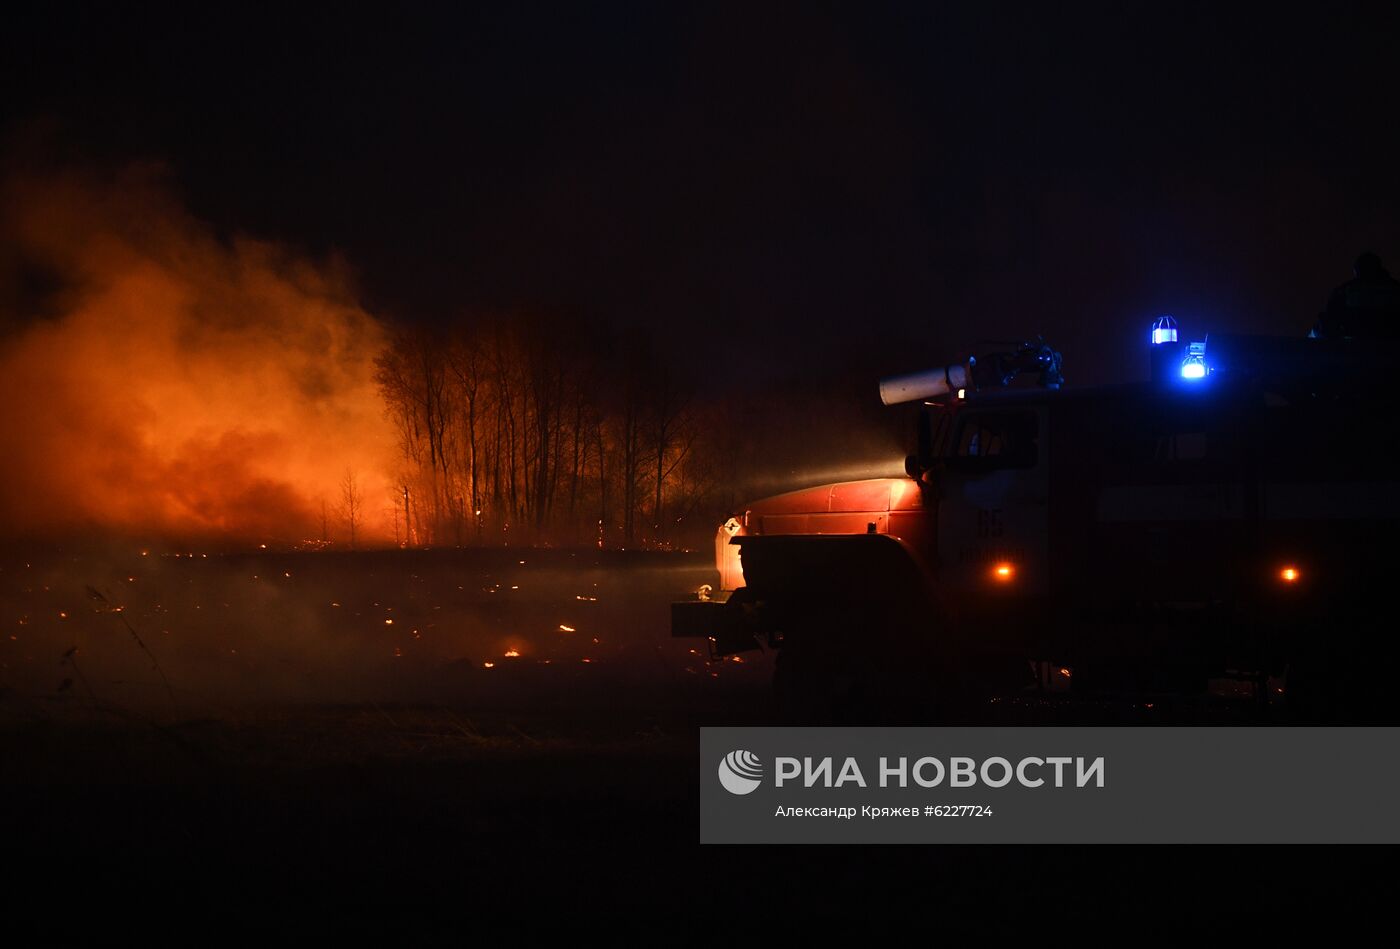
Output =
[
  {"x1": 1, "y1": 166, "x2": 904, "y2": 549},
  {"x1": 0, "y1": 167, "x2": 395, "y2": 542}
]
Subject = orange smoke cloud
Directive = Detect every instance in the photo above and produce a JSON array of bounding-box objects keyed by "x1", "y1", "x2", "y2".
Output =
[{"x1": 0, "y1": 167, "x2": 396, "y2": 543}]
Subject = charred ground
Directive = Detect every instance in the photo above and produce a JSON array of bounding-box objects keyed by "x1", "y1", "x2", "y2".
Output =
[{"x1": 0, "y1": 546, "x2": 1385, "y2": 931}]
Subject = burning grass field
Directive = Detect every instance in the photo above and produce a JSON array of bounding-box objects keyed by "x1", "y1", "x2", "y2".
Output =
[
  {"x1": 0, "y1": 544, "x2": 785, "y2": 928},
  {"x1": 0, "y1": 545, "x2": 772, "y2": 712},
  {"x1": 0, "y1": 545, "x2": 1386, "y2": 931}
]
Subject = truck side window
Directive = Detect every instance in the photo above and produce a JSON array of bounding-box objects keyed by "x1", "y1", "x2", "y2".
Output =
[
  {"x1": 952, "y1": 412, "x2": 1038, "y2": 468},
  {"x1": 959, "y1": 423, "x2": 1001, "y2": 457}
]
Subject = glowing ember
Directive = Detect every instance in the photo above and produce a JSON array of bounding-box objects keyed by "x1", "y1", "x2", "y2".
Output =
[
  {"x1": 558, "y1": 624, "x2": 575, "y2": 632},
  {"x1": 483, "y1": 661, "x2": 495, "y2": 669},
  {"x1": 504, "y1": 649, "x2": 520, "y2": 657}
]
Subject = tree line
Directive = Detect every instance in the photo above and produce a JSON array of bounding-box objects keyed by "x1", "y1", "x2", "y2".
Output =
[{"x1": 372, "y1": 315, "x2": 727, "y2": 549}]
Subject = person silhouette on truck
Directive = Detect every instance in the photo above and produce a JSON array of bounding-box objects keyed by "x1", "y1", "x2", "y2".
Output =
[{"x1": 1310, "y1": 252, "x2": 1400, "y2": 339}]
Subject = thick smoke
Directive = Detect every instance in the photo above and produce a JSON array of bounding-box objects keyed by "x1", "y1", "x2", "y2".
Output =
[{"x1": 0, "y1": 167, "x2": 395, "y2": 543}]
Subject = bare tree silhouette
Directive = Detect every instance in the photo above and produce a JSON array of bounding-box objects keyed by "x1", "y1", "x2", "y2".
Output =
[{"x1": 341, "y1": 468, "x2": 363, "y2": 549}]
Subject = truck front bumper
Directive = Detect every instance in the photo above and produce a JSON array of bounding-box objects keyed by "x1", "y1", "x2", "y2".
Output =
[{"x1": 671, "y1": 592, "x2": 765, "y2": 657}]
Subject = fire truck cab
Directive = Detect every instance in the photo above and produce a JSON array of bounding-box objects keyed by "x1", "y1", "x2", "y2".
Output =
[{"x1": 673, "y1": 327, "x2": 1400, "y2": 720}]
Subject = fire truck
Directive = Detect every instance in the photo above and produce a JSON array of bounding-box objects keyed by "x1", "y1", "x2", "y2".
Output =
[{"x1": 673, "y1": 321, "x2": 1400, "y2": 721}]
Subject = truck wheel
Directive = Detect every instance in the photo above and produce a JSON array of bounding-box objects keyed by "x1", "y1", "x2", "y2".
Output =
[
  {"x1": 772, "y1": 642, "x2": 851, "y2": 724},
  {"x1": 773, "y1": 638, "x2": 937, "y2": 724},
  {"x1": 1287, "y1": 649, "x2": 1396, "y2": 725}
]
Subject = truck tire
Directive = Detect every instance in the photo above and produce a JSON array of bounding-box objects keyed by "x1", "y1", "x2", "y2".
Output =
[{"x1": 772, "y1": 606, "x2": 940, "y2": 724}]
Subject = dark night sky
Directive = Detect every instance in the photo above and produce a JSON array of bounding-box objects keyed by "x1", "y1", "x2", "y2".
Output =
[{"x1": 5, "y1": 2, "x2": 1399, "y2": 387}]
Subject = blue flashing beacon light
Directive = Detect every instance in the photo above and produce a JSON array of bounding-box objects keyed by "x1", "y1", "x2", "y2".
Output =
[
  {"x1": 1180, "y1": 341, "x2": 1207, "y2": 380},
  {"x1": 1151, "y1": 315, "x2": 1178, "y2": 346}
]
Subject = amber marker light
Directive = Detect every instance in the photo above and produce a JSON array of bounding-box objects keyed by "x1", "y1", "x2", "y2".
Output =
[
  {"x1": 1279, "y1": 566, "x2": 1300, "y2": 584},
  {"x1": 992, "y1": 561, "x2": 1016, "y2": 583}
]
